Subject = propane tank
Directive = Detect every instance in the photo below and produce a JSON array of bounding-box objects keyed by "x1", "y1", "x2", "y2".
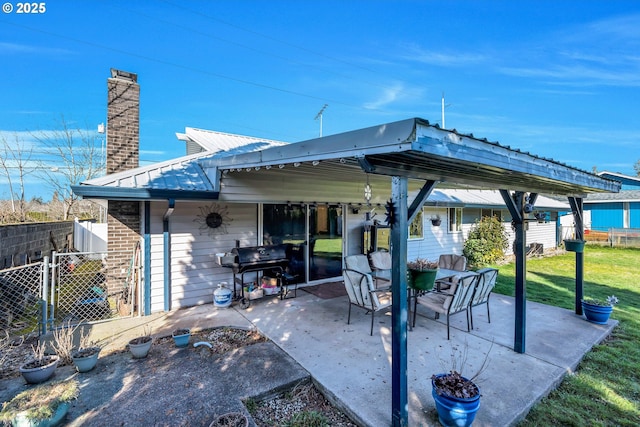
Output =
[{"x1": 213, "y1": 282, "x2": 232, "y2": 308}]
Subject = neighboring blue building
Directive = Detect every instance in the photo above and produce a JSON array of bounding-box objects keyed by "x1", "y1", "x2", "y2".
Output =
[{"x1": 583, "y1": 172, "x2": 640, "y2": 231}]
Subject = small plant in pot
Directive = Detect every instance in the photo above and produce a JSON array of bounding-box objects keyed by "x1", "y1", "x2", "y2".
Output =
[
  {"x1": 19, "y1": 341, "x2": 59, "y2": 384},
  {"x1": 0, "y1": 379, "x2": 78, "y2": 426},
  {"x1": 71, "y1": 328, "x2": 101, "y2": 373},
  {"x1": 581, "y1": 295, "x2": 618, "y2": 324},
  {"x1": 172, "y1": 328, "x2": 191, "y2": 348},
  {"x1": 431, "y1": 341, "x2": 491, "y2": 427},
  {"x1": 128, "y1": 325, "x2": 153, "y2": 359},
  {"x1": 407, "y1": 258, "x2": 439, "y2": 291}
]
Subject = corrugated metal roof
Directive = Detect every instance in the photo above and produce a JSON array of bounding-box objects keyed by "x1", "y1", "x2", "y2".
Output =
[
  {"x1": 427, "y1": 189, "x2": 569, "y2": 210},
  {"x1": 584, "y1": 190, "x2": 640, "y2": 203},
  {"x1": 201, "y1": 118, "x2": 620, "y2": 195},
  {"x1": 176, "y1": 127, "x2": 287, "y2": 153},
  {"x1": 83, "y1": 140, "x2": 285, "y2": 190},
  {"x1": 75, "y1": 117, "x2": 620, "y2": 200}
]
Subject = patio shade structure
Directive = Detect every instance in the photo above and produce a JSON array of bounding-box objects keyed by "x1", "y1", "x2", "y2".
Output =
[{"x1": 74, "y1": 117, "x2": 620, "y2": 426}]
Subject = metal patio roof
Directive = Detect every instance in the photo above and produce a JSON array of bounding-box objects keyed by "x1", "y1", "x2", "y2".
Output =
[
  {"x1": 200, "y1": 118, "x2": 620, "y2": 196},
  {"x1": 74, "y1": 117, "x2": 620, "y2": 200}
]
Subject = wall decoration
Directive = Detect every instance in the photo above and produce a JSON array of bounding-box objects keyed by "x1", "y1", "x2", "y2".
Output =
[{"x1": 194, "y1": 204, "x2": 232, "y2": 236}]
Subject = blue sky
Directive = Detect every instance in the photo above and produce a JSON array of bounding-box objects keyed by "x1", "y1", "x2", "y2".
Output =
[{"x1": 1, "y1": 1, "x2": 639, "y2": 201}]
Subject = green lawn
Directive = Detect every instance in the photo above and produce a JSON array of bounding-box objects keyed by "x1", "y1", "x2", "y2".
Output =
[{"x1": 493, "y1": 246, "x2": 640, "y2": 426}]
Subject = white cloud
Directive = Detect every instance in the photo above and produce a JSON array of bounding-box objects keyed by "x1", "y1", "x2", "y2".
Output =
[{"x1": 0, "y1": 42, "x2": 74, "y2": 56}]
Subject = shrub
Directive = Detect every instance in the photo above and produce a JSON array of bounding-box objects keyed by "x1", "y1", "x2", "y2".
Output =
[{"x1": 463, "y1": 216, "x2": 508, "y2": 268}]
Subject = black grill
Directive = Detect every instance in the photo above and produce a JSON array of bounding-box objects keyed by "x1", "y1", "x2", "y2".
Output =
[
  {"x1": 230, "y1": 244, "x2": 289, "y2": 274},
  {"x1": 221, "y1": 244, "x2": 292, "y2": 302}
]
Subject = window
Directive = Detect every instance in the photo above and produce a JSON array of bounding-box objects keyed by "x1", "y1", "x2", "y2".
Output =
[
  {"x1": 448, "y1": 208, "x2": 463, "y2": 232},
  {"x1": 409, "y1": 209, "x2": 424, "y2": 239},
  {"x1": 481, "y1": 209, "x2": 502, "y2": 222}
]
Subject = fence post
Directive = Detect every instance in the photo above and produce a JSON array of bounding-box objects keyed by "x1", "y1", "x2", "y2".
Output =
[{"x1": 41, "y1": 256, "x2": 49, "y2": 335}]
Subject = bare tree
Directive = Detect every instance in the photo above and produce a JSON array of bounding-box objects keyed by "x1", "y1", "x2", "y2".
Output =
[
  {"x1": 634, "y1": 160, "x2": 640, "y2": 177},
  {"x1": 0, "y1": 133, "x2": 37, "y2": 222},
  {"x1": 32, "y1": 116, "x2": 104, "y2": 220}
]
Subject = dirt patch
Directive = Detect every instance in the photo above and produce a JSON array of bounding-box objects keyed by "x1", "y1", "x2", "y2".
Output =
[{"x1": 1, "y1": 327, "x2": 356, "y2": 426}]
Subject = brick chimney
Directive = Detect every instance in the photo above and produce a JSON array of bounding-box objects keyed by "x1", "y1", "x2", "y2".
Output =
[
  {"x1": 106, "y1": 69, "x2": 139, "y2": 174},
  {"x1": 105, "y1": 69, "x2": 142, "y2": 310}
]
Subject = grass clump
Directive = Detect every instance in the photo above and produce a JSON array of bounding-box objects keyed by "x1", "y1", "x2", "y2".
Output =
[{"x1": 0, "y1": 379, "x2": 78, "y2": 423}]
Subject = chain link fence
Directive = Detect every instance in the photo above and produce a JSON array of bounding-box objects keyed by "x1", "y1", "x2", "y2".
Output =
[
  {"x1": 51, "y1": 249, "x2": 140, "y2": 327},
  {"x1": 0, "y1": 262, "x2": 45, "y2": 339}
]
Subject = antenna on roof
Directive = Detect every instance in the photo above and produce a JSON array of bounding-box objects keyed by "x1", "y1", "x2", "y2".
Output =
[
  {"x1": 315, "y1": 104, "x2": 328, "y2": 137},
  {"x1": 441, "y1": 92, "x2": 452, "y2": 129}
]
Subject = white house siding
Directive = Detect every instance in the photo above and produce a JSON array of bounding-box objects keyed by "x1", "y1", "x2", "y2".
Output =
[
  {"x1": 407, "y1": 208, "x2": 465, "y2": 262},
  {"x1": 148, "y1": 201, "x2": 258, "y2": 312}
]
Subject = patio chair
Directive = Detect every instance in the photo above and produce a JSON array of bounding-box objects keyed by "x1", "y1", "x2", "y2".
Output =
[
  {"x1": 438, "y1": 254, "x2": 467, "y2": 271},
  {"x1": 469, "y1": 267, "x2": 499, "y2": 329},
  {"x1": 436, "y1": 254, "x2": 468, "y2": 291},
  {"x1": 412, "y1": 271, "x2": 479, "y2": 339},
  {"x1": 343, "y1": 255, "x2": 392, "y2": 335},
  {"x1": 368, "y1": 250, "x2": 391, "y2": 287}
]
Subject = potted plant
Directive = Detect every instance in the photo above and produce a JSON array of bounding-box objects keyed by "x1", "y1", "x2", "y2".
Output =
[
  {"x1": 431, "y1": 342, "x2": 491, "y2": 427},
  {"x1": 430, "y1": 215, "x2": 442, "y2": 226},
  {"x1": 563, "y1": 239, "x2": 585, "y2": 253},
  {"x1": 128, "y1": 326, "x2": 153, "y2": 359},
  {"x1": 407, "y1": 258, "x2": 439, "y2": 291},
  {"x1": 0, "y1": 379, "x2": 78, "y2": 427},
  {"x1": 172, "y1": 328, "x2": 191, "y2": 348},
  {"x1": 19, "y1": 342, "x2": 59, "y2": 384},
  {"x1": 432, "y1": 371, "x2": 481, "y2": 427},
  {"x1": 210, "y1": 412, "x2": 249, "y2": 427},
  {"x1": 582, "y1": 295, "x2": 618, "y2": 324}
]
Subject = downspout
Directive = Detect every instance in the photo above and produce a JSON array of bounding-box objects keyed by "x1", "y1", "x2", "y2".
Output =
[
  {"x1": 144, "y1": 201, "x2": 151, "y2": 316},
  {"x1": 163, "y1": 199, "x2": 175, "y2": 312}
]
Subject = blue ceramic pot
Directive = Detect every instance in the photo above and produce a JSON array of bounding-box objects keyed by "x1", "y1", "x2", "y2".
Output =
[
  {"x1": 172, "y1": 330, "x2": 191, "y2": 348},
  {"x1": 432, "y1": 374, "x2": 480, "y2": 427},
  {"x1": 582, "y1": 301, "x2": 613, "y2": 324}
]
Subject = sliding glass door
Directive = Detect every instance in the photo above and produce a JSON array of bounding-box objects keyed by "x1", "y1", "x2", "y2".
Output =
[
  {"x1": 262, "y1": 204, "x2": 343, "y2": 283},
  {"x1": 309, "y1": 205, "x2": 343, "y2": 281}
]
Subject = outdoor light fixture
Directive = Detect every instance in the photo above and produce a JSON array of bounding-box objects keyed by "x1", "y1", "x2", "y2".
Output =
[
  {"x1": 265, "y1": 165, "x2": 272, "y2": 170},
  {"x1": 312, "y1": 160, "x2": 320, "y2": 166},
  {"x1": 279, "y1": 164, "x2": 285, "y2": 169},
  {"x1": 294, "y1": 162, "x2": 301, "y2": 167}
]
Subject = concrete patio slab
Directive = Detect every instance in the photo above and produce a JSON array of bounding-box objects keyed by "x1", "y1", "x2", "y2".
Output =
[{"x1": 43, "y1": 288, "x2": 615, "y2": 426}]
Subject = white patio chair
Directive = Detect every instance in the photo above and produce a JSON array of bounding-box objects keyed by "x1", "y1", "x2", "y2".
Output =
[
  {"x1": 436, "y1": 254, "x2": 468, "y2": 291},
  {"x1": 412, "y1": 271, "x2": 479, "y2": 339},
  {"x1": 343, "y1": 255, "x2": 392, "y2": 335},
  {"x1": 368, "y1": 250, "x2": 392, "y2": 287},
  {"x1": 469, "y1": 267, "x2": 499, "y2": 329}
]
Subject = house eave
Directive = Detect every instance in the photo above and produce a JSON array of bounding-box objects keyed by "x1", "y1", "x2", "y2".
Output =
[{"x1": 71, "y1": 185, "x2": 219, "y2": 201}]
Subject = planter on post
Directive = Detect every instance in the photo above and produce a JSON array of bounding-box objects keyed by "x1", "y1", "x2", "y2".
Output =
[{"x1": 564, "y1": 239, "x2": 585, "y2": 253}]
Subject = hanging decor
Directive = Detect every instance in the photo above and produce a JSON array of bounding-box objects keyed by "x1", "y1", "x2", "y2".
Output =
[
  {"x1": 194, "y1": 204, "x2": 233, "y2": 237},
  {"x1": 385, "y1": 199, "x2": 396, "y2": 228},
  {"x1": 364, "y1": 174, "x2": 372, "y2": 205}
]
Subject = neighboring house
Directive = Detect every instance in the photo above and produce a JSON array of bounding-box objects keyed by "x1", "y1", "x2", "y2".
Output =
[{"x1": 582, "y1": 171, "x2": 640, "y2": 231}]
